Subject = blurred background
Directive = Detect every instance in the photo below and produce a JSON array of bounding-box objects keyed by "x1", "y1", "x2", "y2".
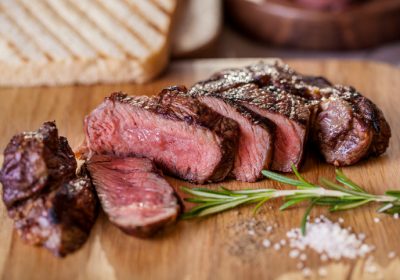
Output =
[
  {"x1": 174, "y1": 0, "x2": 400, "y2": 66},
  {"x1": 1, "y1": 0, "x2": 400, "y2": 87}
]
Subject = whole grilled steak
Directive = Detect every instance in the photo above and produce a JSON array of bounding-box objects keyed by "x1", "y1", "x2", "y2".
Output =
[
  {"x1": 193, "y1": 61, "x2": 391, "y2": 167},
  {"x1": 0, "y1": 122, "x2": 98, "y2": 256},
  {"x1": 187, "y1": 90, "x2": 274, "y2": 182},
  {"x1": 83, "y1": 87, "x2": 239, "y2": 184},
  {"x1": 87, "y1": 155, "x2": 180, "y2": 237}
]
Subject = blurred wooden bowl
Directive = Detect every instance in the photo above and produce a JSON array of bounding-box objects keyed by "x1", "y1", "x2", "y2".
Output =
[{"x1": 226, "y1": 0, "x2": 400, "y2": 50}]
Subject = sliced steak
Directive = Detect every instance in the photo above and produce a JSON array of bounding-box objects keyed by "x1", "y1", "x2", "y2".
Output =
[
  {"x1": 0, "y1": 122, "x2": 98, "y2": 256},
  {"x1": 222, "y1": 84, "x2": 311, "y2": 172},
  {"x1": 83, "y1": 87, "x2": 239, "y2": 184},
  {"x1": 87, "y1": 155, "x2": 180, "y2": 237},
  {"x1": 187, "y1": 91, "x2": 274, "y2": 182},
  {"x1": 246, "y1": 63, "x2": 391, "y2": 165},
  {"x1": 191, "y1": 77, "x2": 311, "y2": 172},
  {"x1": 193, "y1": 61, "x2": 391, "y2": 167}
]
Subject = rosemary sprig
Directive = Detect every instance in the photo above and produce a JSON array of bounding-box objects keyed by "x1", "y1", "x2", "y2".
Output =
[{"x1": 181, "y1": 166, "x2": 400, "y2": 234}]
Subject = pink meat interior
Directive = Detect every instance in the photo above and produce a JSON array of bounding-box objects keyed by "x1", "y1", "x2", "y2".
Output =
[
  {"x1": 244, "y1": 104, "x2": 306, "y2": 172},
  {"x1": 87, "y1": 156, "x2": 179, "y2": 228},
  {"x1": 200, "y1": 96, "x2": 272, "y2": 182},
  {"x1": 85, "y1": 100, "x2": 223, "y2": 183}
]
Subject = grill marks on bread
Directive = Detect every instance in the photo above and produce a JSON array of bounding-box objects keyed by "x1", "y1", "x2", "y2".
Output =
[{"x1": 0, "y1": 0, "x2": 176, "y2": 86}]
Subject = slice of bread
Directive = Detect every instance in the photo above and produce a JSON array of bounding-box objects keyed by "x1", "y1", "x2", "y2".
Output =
[{"x1": 0, "y1": 0, "x2": 177, "y2": 87}]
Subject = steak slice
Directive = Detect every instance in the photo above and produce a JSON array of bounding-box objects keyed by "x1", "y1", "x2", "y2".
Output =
[
  {"x1": 0, "y1": 121, "x2": 77, "y2": 208},
  {"x1": 187, "y1": 91, "x2": 274, "y2": 182},
  {"x1": 83, "y1": 87, "x2": 239, "y2": 184},
  {"x1": 223, "y1": 84, "x2": 311, "y2": 172},
  {"x1": 87, "y1": 155, "x2": 180, "y2": 237},
  {"x1": 313, "y1": 86, "x2": 391, "y2": 166},
  {"x1": 0, "y1": 122, "x2": 98, "y2": 257}
]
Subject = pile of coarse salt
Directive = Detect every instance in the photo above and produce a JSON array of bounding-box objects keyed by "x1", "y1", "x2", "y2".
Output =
[{"x1": 286, "y1": 216, "x2": 374, "y2": 261}]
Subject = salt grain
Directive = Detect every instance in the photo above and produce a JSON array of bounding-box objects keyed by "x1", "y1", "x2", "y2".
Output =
[
  {"x1": 364, "y1": 256, "x2": 379, "y2": 274},
  {"x1": 394, "y1": 213, "x2": 399, "y2": 219},
  {"x1": 318, "y1": 267, "x2": 327, "y2": 277},
  {"x1": 296, "y1": 262, "x2": 304, "y2": 270},
  {"x1": 273, "y1": 243, "x2": 281, "y2": 251},
  {"x1": 373, "y1": 217, "x2": 380, "y2": 223},
  {"x1": 388, "y1": 251, "x2": 396, "y2": 259},
  {"x1": 248, "y1": 230, "x2": 256, "y2": 236},
  {"x1": 289, "y1": 250, "x2": 300, "y2": 258},
  {"x1": 262, "y1": 239, "x2": 271, "y2": 248},
  {"x1": 338, "y1": 218, "x2": 344, "y2": 224},
  {"x1": 302, "y1": 267, "x2": 311, "y2": 277},
  {"x1": 299, "y1": 253, "x2": 307, "y2": 261},
  {"x1": 320, "y1": 254, "x2": 328, "y2": 262}
]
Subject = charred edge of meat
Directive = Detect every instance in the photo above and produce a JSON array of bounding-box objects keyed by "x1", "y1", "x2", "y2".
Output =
[
  {"x1": 8, "y1": 172, "x2": 98, "y2": 257},
  {"x1": 220, "y1": 84, "x2": 312, "y2": 127},
  {"x1": 0, "y1": 121, "x2": 77, "y2": 209},
  {"x1": 314, "y1": 86, "x2": 391, "y2": 165},
  {"x1": 49, "y1": 176, "x2": 99, "y2": 256}
]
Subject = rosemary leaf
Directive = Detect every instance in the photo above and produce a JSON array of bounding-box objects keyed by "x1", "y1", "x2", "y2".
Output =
[
  {"x1": 330, "y1": 199, "x2": 373, "y2": 211},
  {"x1": 261, "y1": 170, "x2": 302, "y2": 187},
  {"x1": 301, "y1": 199, "x2": 318, "y2": 235},
  {"x1": 279, "y1": 197, "x2": 309, "y2": 211},
  {"x1": 335, "y1": 169, "x2": 367, "y2": 193}
]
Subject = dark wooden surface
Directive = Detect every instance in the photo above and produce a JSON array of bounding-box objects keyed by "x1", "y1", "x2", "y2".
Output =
[
  {"x1": 0, "y1": 59, "x2": 400, "y2": 280},
  {"x1": 224, "y1": 0, "x2": 400, "y2": 50}
]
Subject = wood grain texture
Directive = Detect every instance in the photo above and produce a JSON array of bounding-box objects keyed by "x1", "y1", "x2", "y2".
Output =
[{"x1": 0, "y1": 59, "x2": 399, "y2": 280}]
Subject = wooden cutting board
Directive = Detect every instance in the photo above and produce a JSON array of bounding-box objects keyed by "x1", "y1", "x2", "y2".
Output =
[{"x1": 0, "y1": 59, "x2": 399, "y2": 280}]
